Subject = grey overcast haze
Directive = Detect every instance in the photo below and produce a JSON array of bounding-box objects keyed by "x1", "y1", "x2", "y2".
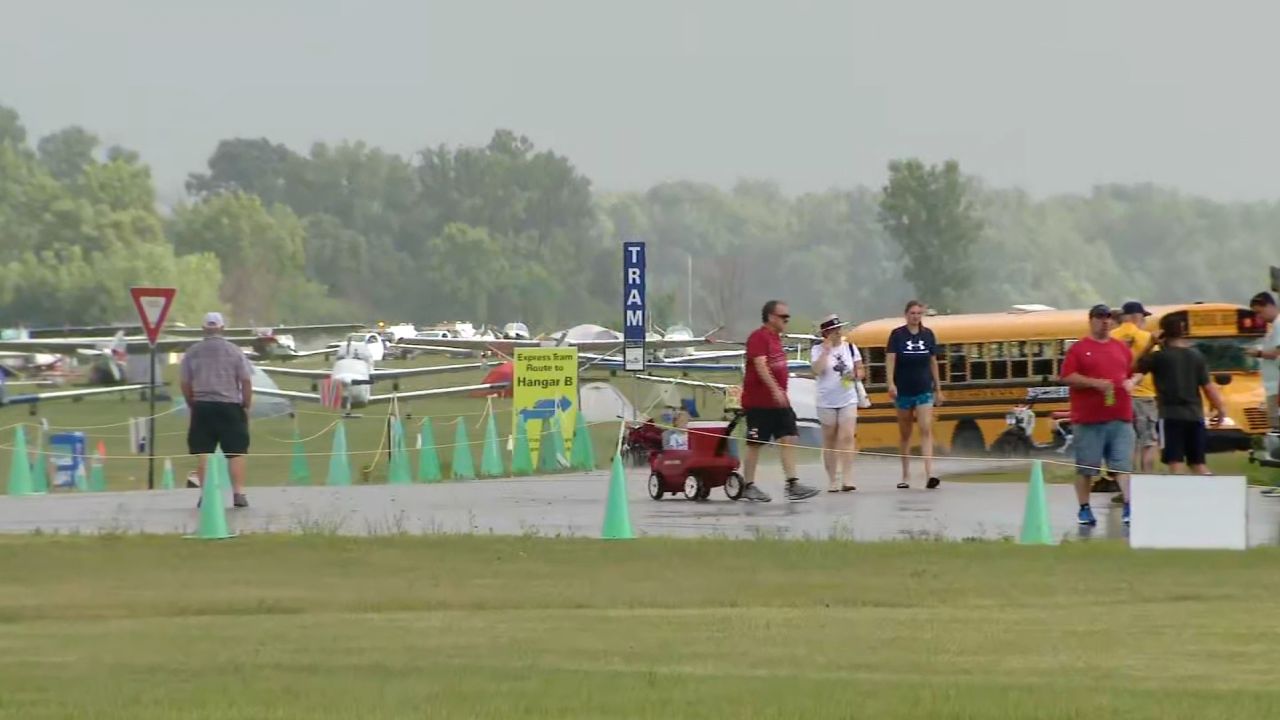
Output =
[{"x1": 3, "y1": 0, "x2": 1278, "y2": 203}]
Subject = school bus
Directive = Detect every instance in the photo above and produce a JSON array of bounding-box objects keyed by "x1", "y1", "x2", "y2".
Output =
[{"x1": 846, "y1": 303, "x2": 1271, "y2": 454}]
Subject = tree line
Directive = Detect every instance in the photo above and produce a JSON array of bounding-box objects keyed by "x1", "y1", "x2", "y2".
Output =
[{"x1": 0, "y1": 102, "x2": 1272, "y2": 335}]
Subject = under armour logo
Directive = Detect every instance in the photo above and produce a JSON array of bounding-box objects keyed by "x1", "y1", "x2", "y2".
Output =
[{"x1": 905, "y1": 340, "x2": 927, "y2": 352}]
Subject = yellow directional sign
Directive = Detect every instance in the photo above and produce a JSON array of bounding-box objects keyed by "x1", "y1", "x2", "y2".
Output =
[{"x1": 512, "y1": 348, "x2": 579, "y2": 456}]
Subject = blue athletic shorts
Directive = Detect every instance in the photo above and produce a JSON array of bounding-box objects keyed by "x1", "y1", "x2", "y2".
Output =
[
  {"x1": 1073, "y1": 421, "x2": 1135, "y2": 476},
  {"x1": 894, "y1": 392, "x2": 934, "y2": 411}
]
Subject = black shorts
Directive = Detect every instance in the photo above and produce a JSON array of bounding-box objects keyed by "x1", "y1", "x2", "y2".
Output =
[
  {"x1": 188, "y1": 401, "x2": 250, "y2": 456},
  {"x1": 744, "y1": 407, "x2": 798, "y2": 445},
  {"x1": 1159, "y1": 418, "x2": 1206, "y2": 466}
]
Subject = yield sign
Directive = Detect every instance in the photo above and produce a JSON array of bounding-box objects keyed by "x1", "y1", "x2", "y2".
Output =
[{"x1": 129, "y1": 287, "x2": 177, "y2": 347}]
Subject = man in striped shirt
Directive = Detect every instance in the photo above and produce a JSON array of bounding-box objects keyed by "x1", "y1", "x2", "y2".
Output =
[{"x1": 180, "y1": 312, "x2": 253, "y2": 508}]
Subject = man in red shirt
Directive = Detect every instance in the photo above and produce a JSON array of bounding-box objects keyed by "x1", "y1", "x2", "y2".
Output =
[
  {"x1": 739, "y1": 300, "x2": 819, "y2": 502},
  {"x1": 1059, "y1": 304, "x2": 1139, "y2": 526}
]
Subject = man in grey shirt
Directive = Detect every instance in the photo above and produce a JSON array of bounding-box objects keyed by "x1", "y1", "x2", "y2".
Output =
[{"x1": 180, "y1": 312, "x2": 253, "y2": 508}]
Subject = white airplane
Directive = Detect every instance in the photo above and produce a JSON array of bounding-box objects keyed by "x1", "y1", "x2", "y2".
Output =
[
  {"x1": 396, "y1": 323, "x2": 717, "y2": 356},
  {"x1": 253, "y1": 342, "x2": 505, "y2": 413}
]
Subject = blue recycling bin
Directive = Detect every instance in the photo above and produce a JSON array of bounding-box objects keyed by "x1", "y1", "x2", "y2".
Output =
[{"x1": 49, "y1": 432, "x2": 86, "y2": 489}]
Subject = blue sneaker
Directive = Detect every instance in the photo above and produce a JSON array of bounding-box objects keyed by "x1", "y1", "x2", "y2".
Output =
[
  {"x1": 1122, "y1": 503, "x2": 1130, "y2": 525},
  {"x1": 1077, "y1": 505, "x2": 1097, "y2": 526}
]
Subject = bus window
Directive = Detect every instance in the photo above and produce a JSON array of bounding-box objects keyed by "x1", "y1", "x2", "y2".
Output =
[
  {"x1": 1192, "y1": 338, "x2": 1261, "y2": 373},
  {"x1": 947, "y1": 349, "x2": 968, "y2": 383},
  {"x1": 970, "y1": 355, "x2": 989, "y2": 381},
  {"x1": 1011, "y1": 342, "x2": 1028, "y2": 378},
  {"x1": 1032, "y1": 357, "x2": 1055, "y2": 379}
]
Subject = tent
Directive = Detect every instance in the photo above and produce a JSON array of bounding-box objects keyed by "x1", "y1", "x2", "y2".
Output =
[
  {"x1": 643, "y1": 383, "x2": 683, "y2": 415},
  {"x1": 174, "y1": 365, "x2": 293, "y2": 419},
  {"x1": 579, "y1": 382, "x2": 638, "y2": 423},
  {"x1": 474, "y1": 361, "x2": 514, "y2": 398}
]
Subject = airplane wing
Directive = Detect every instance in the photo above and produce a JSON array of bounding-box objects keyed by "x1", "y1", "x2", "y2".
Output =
[
  {"x1": 249, "y1": 386, "x2": 324, "y2": 402},
  {"x1": 256, "y1": 366, "x2": 334, "y2": 380},
  {"x1": 368, "y1": 382, "x2": 510, "y2": 404},
  {"x1": 394, "y1": 337, "x2": 540, "y2": 354},
  {"x1": 3, "y1": 383, "x2": 149, "y2": 405},
  {"x1": 387, "y1": 343, "x2": 476, "y2": 358},
  {"x1": 634, "y1": 375, "x2": 733, "y2": 391},
  {"x1": 370, "y1": 362, "x2": 487, "y2": 379},
  {"x1": 663, "y1": 350, "x2": 746, "y2": 362},
  {"x1": 0, "y1": 335, "x2": 262, "y2": 354},
  {"x1": 169, "y1": 323, "x2": 366, "y2": 337}
]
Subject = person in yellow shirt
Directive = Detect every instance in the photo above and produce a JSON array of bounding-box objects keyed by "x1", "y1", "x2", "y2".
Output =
[{"x1": 1111, "y1": 301, "x2": 1158, "y2": 474}]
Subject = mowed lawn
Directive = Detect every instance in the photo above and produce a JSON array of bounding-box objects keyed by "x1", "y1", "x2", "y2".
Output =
[{"x1": 1, "y1": 536, "x2": 1278, "y2": 719}]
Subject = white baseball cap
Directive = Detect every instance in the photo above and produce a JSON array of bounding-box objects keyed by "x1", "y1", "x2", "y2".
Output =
[{"x1": 202, "y1": 312, "x2": 225, "y2": 328}]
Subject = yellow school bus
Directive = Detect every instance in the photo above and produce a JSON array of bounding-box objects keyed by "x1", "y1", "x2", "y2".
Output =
[{"x1": 846, "y1": 303, "x2": 1270, "y2": 454}]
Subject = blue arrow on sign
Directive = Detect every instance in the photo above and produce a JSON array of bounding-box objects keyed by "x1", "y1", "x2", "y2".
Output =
[{"x1": 518, "y1": 396, "x2": 573, "y2": 422}]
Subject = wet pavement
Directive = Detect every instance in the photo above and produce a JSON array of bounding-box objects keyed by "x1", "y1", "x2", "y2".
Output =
[{"x1": 2, "y1": 457, "x2": 1279, "y2": 544}]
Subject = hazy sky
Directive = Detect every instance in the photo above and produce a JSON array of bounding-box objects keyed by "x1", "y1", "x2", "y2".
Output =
[{"x1": 4, "y1": 0, "x2": 1278, "y2": 202}]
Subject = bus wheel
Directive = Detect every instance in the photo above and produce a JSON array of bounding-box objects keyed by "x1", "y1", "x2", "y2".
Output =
[{"x1": 951, "y1": 423, "x2": 986, "y2": 456}]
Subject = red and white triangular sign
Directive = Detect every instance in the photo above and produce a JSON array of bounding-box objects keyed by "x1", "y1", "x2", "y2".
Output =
[{"x1": 129, "y1": 287, "x2": 177, "y2": 347}]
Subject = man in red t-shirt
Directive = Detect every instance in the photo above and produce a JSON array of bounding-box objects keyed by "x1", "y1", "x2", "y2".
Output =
[
  {"x1": 1059, "y1": 304, "x2": 1139, "y2": 527},
  {"x1": 739, "y1": 300, "x2": 819, "y2": 502}
]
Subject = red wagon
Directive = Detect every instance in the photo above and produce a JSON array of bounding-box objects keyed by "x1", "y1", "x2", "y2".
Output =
[{"x1": 647, "y1": 417, "x2": 745, "y2": 501}]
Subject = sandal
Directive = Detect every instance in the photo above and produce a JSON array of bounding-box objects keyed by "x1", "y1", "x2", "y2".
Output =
[
  {"x1": 926, "y1": 477, "x2": 941, "y2": 489},
  {"x1": 840, "y1": 484, "x2": 856, "y2": 492},
  {"x1": 896, "y1": 481, "x2": 910, "y2": 489}
]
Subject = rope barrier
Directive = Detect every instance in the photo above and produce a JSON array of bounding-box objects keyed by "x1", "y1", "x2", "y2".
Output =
[{"x1": 0, "y1": 417, "x2": 626, "y2": 461}]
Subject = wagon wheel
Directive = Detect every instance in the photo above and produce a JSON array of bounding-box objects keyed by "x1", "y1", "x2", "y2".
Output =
[
  {"x1": 724, "y1": 472, "x2": 745, "y2": 501},
  {"x1": 683, "y1": 475, "x2": 704, "y2": 500},
  {"x1": 695, "y1": 480, "x2": 712, "y2": 500},
  {"x1": 647, "y1": 472, "x2": 664, "y2": 500}
]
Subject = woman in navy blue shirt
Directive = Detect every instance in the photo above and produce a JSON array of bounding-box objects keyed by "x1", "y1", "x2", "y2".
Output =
[{"x1": 886, "y1": 300, "x2": 944, "y2": 489}]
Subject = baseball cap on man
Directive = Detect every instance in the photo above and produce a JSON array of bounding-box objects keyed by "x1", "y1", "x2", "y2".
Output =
[
  {"x1": 1120, "y1": 301, "x2": 1151, "y2": 317},
  {"x1": 818, "y1": 314, "x2": 847, "y2": 335},
  {"x1": 202, "y1": 312, "x2": 225, "y2": 328},
  {"x1": 1087, "y1": 304, "x2": 1113, "y2": 319}
]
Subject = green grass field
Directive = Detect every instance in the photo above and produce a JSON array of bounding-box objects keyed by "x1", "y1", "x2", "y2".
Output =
[{"x1": 0, "y1": 535, "x2": 1278, "y2": 719}]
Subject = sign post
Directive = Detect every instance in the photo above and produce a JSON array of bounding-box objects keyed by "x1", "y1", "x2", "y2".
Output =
[
  {"x1": 623, "y1": 241, "x2": 646, "y2": 372},
  {"x1": 129, "y1": 287, "x2": 177, "y2": 490}
]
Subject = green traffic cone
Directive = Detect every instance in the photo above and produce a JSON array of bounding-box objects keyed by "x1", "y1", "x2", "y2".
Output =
[
  {"x1": 88, "y1": 453, "x2": 107, "y2": 492},
  {"x1": 326, "y1": 422, "x2": 352, "y2": 486},
  {"x1": 538, "y1": 416, "x2": 567, "y2": 472},
  {"x1": 186, "y1": 448, "x2": 235, "y2": 540},
  {"x1": 1018, "y1": 460, "x2": 1055, "y2": 545},
  {"x1": 7, "y1": 426, "x2": 35, "y2": 496},
  {"x1": 417, "y1": 419, "x2": 442, "y2": 483},
  {"x1": 601, "y1": 452, "x2": 634, "y2": 539},
  {"x1": 480, "y1": 413, "x2": 504, "y2": 477},
  {"x1": 387, "y1": 418, "x2": 412, "y2": 485},
  {"x1": 289, "y1": 428, "x2": 311, "y2": 486},
  {"x1": 160, "y1": 457, "x2": 175, "y2": 490},
  {"x1": 31, "y1": 445, "x2": 49, "y2": 494},
  {"x1": 570, "y1": 411, "x2": 596, "y2": 471},
  {"x1": 511, "y1": 417, "x2": 534, "y2": 476},
  {"x1": 451, "y1": 420, "x2": 476, "y2": 480}
]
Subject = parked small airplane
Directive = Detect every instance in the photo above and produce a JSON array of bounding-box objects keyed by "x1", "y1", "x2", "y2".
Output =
[{"x1": 253, "y1": 342, "x2": 505, "y2": 414}]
